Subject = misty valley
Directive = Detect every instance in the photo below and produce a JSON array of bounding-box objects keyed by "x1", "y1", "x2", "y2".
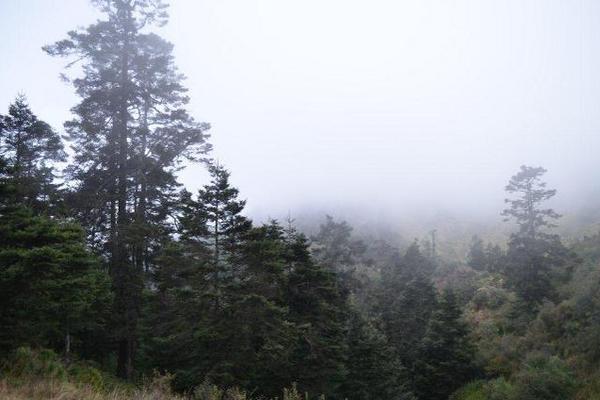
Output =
[{"x1": 1, "y1": 1, "x2": 600, "y2": 400}]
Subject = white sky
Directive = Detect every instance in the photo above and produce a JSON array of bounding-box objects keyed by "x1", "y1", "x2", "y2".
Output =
[{"x1": 1, "y1": 0, "x2": 599, "y2": 222}]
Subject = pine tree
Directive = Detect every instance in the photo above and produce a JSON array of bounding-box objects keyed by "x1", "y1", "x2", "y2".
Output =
[
  {"x1": 505, "y1": 235, "x2": 573, "y2": 308},
  {"x1": 283, "y1": 226, "x2": 350, "y2": 399},
  {"x1": 213, "y1": 221, "x2": 294, "y2": 396},
  {"x1": 44, "y1": 0, "x2": 211, "y2": 378},
  {"x1": 413, "y1": 289, "x2": 478, "y2": 400},
  {"x1": 502, "y1": 165, "x2": 560, "y2": 240},
  {"x1": 179, "y1": 163, "x2": 252, "y2": 310},
  {"x1": 142, "y1": 164, "x2": 252, "y2": 390},
  {"x1": 467, "y1": 235, "x2": 487, "y2": 271},
  {"x1": 0, "y1": 95, "x2": 65, "y2": 211},
  {"x1": 0, "y1": 156, "x2": 10, "y2": 204},
  {"x1": 143, "y1": 167, "x2": 296, "y2": 396},
  {"x1": 0, "y1": 206, "x2": 112, "y2": 358},
  {"x1": 340, "y1": 309, "x2": 416, "y2": 400},
  {"x1": 376, "y1": 242, "x2": 437, "y2": 374},
  {"x1": 311, "y1": 215, "x2": 365, "y2": 273},
  {"x1": 501, "y1": 166, "x2": 575, "y2": 308},
  {"x1": 311, "y1": 215, "x2": 368, "y2": 310},
  {"x1": 138, "y1": 240, "x2": 200, "y2": 389},
  {"x1": 484, "y1": 243, "x2": 505, "y2": 273}
]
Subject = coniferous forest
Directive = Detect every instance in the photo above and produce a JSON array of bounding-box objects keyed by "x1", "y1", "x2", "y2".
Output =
[{"x1": 1, "y1": 1, "x2": 600, "y2": 399}]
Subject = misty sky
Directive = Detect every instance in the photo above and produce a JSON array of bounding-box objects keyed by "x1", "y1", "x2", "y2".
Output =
[{"x1": 1, "y1": 0, "x2": 599, "y2": 222}]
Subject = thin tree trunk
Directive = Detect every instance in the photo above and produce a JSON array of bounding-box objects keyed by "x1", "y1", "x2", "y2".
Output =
[
  {"x1": 65, "y1": 331, "x2": 71, "y2": 358},
  {"x1": 115, "y1": 10, "x2": 135, "y2": 379}
]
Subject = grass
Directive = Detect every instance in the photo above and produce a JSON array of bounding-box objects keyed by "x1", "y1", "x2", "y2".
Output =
[
  {"x1": 0, "y1": 378, "x2": 184, "y2": 400},
  {"x1": 0, "y1": 347, "x2": 312, "y2": 400}
]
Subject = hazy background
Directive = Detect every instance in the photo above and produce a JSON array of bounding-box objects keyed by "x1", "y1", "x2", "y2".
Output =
[{"x1": 1, "y1": 0, "x2": 599, "y2": 232}]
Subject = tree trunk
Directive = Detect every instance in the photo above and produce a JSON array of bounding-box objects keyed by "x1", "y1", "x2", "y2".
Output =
[
  {"x1": 115, "y1": 9, "x2": 135, "y2": 379},
  {"x1": 65, "y1": 331, "x2": 71, "y2": 360}
]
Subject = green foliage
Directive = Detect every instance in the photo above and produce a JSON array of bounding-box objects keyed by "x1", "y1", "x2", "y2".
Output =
[
  {"x1": 499, "y1": 166, "x2": 578, "y2": 309},
  {"x1": 413, "y1": 289, "x2": 478, "y2": 400},
  {"x1": 0, "y1": 95, "x2": 65, "y2": 211},
  {"x1": 501, "y1": 165, "x2": 560, "y2": 239},
  {"x1": 142, "y1": 167, "x2": 295, "y2": 396},
  {"x1": 68, "y1": 363, "x2": 106, "y2": 391},
  {"x1": 340, "y1": 310, "x2": 415, "y2": 400},
  {"x1": 467, "y1": 236, "x2": 487, "y2": 271},
  {"x1": 512, "y1": 354, "x2": 578, "y2": 400},
  {"x1": 284, "y1": 228, "x2": 350, "y2": 399},
  {"x1": 3, "y1": 347, "x2": 67, "y2": 382},
  {"x1": 0, "y1": 347, "x2": 187, "y2": 399},
  {"x1": 0, "y1": 206, "x2": 112, "y2": 356},
  {"x1": 192, "y1": 381, "x2": 248, "y2": 400},
  {"x1": 482, "y1": 377, "x2": 517, "y2": 400},
  {"x1": 449, "y1": 380, "x2": 487, "y2": 400},
  {"x1": 571, "y1": 231, "x2": 600, "y2": 264},
  {"x1": 376, "y1": 242, "x2": 437, "y2": 373},
  {"x1": 311, "y1": 215, "x2": 365, "y2": 274},
  {"x1": 45, "y1": 0, "x2": 211, "y2": 378},
  {"x1": 2, "y1": 2, "x2": 597, "y2": 397},
  {"x1": 504, "y1": 235, "x2": 575, "y2": 309},
  {"x1": 452, "y1": 355, "x2": 578, "y2": 400}
]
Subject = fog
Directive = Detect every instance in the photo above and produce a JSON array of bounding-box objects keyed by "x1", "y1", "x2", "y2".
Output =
[{"x1": 1, "y1": 0, "x2": 599, "y2": 227}]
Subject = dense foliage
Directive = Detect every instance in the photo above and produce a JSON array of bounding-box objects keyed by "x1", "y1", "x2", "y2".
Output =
[{"x1": 1, "y1": 1, "x2": 599, "y2": 399}]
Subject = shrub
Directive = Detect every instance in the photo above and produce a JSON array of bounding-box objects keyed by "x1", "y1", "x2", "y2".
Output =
[
  {"x1": 192, "y1": 381, "x2": 247, "y2": 400},
  {"x1": 449, "y1": 380, "x2": 487, "y2": 400},
  {"x1": 513, "y1": 354, "x2": 578, "y2": 400},
  {"x1": 68, "y1": 363, "x2": 105, "y2": 390},
  {"x1": 4, "y1": 347, "x2": 67, "y2": 381},
  {"x1": 484, "y1": 377, "x2": 516, "y2": 400}
]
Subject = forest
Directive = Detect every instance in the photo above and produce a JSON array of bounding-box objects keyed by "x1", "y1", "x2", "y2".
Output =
[{"x1": 1, "y1": 1, "x2": 600, "y2": 399}]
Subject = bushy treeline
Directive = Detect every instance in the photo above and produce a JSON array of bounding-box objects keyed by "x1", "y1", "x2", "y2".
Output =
[
  {"x1": 0, "y1": 119, "x2": 474, "y2": 398},
  {"x1": 0, "y1": 1, "x2": 477, "y2": 399},
  {"x1": 448, "y1": 167, "x2": 600, "y2": 399}
]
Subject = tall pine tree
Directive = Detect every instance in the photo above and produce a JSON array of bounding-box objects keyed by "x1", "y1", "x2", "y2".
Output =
[
  {"x1": 143, "y1": 168, "x2": 297, "y2": 397},
  {"x1": 501, "y1": 166, "x2": 575, "y2": 308},
  {"x1": 178, "y1": 163, "x2": 252, "y2": 311},
  {"x1": 44, "y1": 0, "x2": 211, "y2": 378}
]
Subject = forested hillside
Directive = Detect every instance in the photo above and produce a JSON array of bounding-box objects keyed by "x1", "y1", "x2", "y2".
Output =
[{"x1": 1, "y1": 1, "x2": 600, "y2": 399}]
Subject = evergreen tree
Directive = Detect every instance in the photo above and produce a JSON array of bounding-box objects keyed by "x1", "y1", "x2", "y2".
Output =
[
  {"x1": 413, "y1": 289, "x2": 478, "y2": 400},
  {"x1": 340, "y1": 309, "x2": 415, "y2": 400},
  {"x1": 213, "y1": 221, "x2": 294, "y2": 396},
  {"x1": 376, "y1": 242, "x2": 437, "y2": 374},
  {"x1": 44, "y1": 0, "x2": 211, "y2": 378},
  {"x1": 0, "y1": 206, "x2": 112, "y2": 358},
  {"x1": 143, "y1": 167, "x2": 295, "y2": 397},
  {"x1": 138, "y1": 240, "x2": 200, "y2": 388},
  {"x1": 311, "y1": 215, "x2": 365, "y2": 273},
  {"x1": 501, "y1": 165, "x2": 560, "y2": 240},
  {"x1": 501, "y1": 166, "x2": 575, "y2": 308},
  {"x1": 283, "y1": 226, "x2": 350, "y2": 399},
  {"x1": 179, "y1": 163, "x2": 252, "y2": 310},
  {"x1": 0, "y1": 95, "x2": 65, "y2": 211},
  {"x1": 505, "y1": 235, "x2": 573, "y2": 308},
  {"x1": 485, "y1": 243, "x2": 505, "y2": 274},
  {"x1": 402, "y1": 239, "x2": 437, "y2": 277},
  {"x1": 467, "y1": 235, "x2": 487, "y2": 271},
  {"x1": 0, "y1": 156, "x2": 10, "y2": 203},
  {"x1": 142, "y1": 164, "x2": 251, "y2": 389}
]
